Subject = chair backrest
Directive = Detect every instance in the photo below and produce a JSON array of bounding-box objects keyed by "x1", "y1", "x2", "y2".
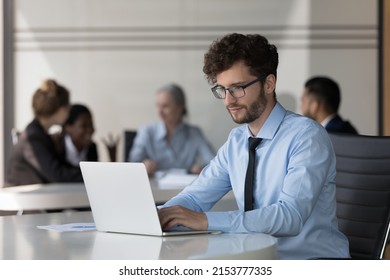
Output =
[
  {"x1": 11, "y1": 128, "x2": 21, "y2": 145},
  {"x1": 329, "y1": 133, "x2": 390, "y2": 259},
  {"x1": 123, "y1": 130, "x2": 137, "y2": 161}
]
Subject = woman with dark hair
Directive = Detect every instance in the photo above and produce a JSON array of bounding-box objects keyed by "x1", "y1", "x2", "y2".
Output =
[
  {"x1": 63, "y1": 104, "x2": 98, "y2": 166},
  {"x1": 5, "y1": 79, "x2": 83, "y2": 186}
]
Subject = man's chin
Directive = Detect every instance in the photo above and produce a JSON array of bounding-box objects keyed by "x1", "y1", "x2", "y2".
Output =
[{"x1": 230, "y1": 114, "x2": 245, "y2": 124}]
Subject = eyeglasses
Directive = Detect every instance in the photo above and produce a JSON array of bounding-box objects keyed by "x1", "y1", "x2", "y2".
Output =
[{"x1": 211, "y1": 78, "x2": 261, "y2": 99}]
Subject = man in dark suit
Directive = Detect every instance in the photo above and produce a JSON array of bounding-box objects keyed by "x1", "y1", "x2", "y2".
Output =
[{"x1": 300, "y1": 76, "x2": 358, "y2": 134}]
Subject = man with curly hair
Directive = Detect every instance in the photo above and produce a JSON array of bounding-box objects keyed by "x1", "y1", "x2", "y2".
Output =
[{"x1": 159, "y1": 33, "x2": 350, "y2": 260}]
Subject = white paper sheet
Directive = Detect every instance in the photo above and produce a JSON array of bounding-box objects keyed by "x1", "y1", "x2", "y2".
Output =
[
  {"x1": 156, "y1": 173, "x2": 198, "y2": 189},
  {"x1": 37, "y1": 223, "x2": 96, "y2": 232}
]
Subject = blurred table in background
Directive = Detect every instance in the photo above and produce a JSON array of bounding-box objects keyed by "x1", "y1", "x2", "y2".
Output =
[{"x1": 0, "y1": 177, "x2": 237, "y2": 215}]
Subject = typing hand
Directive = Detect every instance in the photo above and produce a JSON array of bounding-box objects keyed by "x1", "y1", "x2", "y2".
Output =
[{"x1": 158, "y1": 205, "x2": 208, "y2": 231}]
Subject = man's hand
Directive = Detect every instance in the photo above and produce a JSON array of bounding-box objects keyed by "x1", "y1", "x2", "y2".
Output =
[
  {"x1": 143, "y1": 159, "x2": 157, "y2": 176},
  {"x1": 190, "y1": 164, "x2": 204, "y2": 174},
  {"x1": 102, "y1": 133, "x2": 119, "y2": 162},
  {"x1": 158, "y1": 205, "x2": 208, "y2": 231}
]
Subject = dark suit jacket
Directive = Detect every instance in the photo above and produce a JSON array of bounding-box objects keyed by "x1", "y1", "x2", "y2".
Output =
[
  {"x1": 325, "y1": 115, "x2": 358, "y2": 134},
  {"x1": 82, "y1": 142, "x2": 98, "y2": 162},
  {"x1": 5, "y1": 119, "x2": 84, "y2": 186}
]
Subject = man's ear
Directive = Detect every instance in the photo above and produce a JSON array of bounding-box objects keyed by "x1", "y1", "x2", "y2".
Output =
[
  {"x1": 264, "y1": 74, "x2": 276, "y2": 95},
  {"x1": 309, "y1": 99, "x2": 320, "y2": 116}
]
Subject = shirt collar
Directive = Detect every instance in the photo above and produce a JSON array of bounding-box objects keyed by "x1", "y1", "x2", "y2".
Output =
[
  {"x1": 321, "y1": 113, "x2": 336, "y2": 127},
  {"x1": 156, "y1": 122, "x2": 167, "y2": 140},
  {"x1": 65, "y1": 134, "x2": 87, "y2": 166},
  {"x1": 156, "y1": 121, "x2": 185, "y2": 141},
  {"x1": 246, "y1": 102, "x2": 287, "y2": 140}
]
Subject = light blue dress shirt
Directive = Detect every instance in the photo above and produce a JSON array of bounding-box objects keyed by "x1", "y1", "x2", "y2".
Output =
[
  {"x1": 129, "y1": 121, "x2": 215, "y2": 172},
  {"x1": 163, "y1": 102, "x2": 350, "y2": 259}
]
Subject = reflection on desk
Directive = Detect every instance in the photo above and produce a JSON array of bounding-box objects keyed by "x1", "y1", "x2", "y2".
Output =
[
  {"x1": 0, "y1": 180, "x2": 237, "y2": 214},
  {"x1": 93, "y1": 231, "x2": 277, "y2": 260},
  {"x1": 0, "y1": 211, "x2": 277, "y2": 260}
]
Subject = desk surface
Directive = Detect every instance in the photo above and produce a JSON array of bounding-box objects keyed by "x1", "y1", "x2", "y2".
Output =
[
  {"x1": 0, "y1": 211, "x2": 277, "y2": 260},
  {"x1": 0, "y1": 181, "x2": 237, "y2": 212}
]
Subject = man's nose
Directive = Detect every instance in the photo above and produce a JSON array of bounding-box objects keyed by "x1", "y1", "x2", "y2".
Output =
[{"x1": 224, "y1": 91, "x2": 237, "y2": 105}]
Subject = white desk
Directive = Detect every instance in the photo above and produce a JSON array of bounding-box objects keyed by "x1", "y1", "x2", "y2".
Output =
[
  {"x1": 0, "y1": 183, "x2": 89, "y2": 212},
  {"x1": 0, "y1": 181, "x2": 237, "y2": 213},
  {"x1": 0, "y1": 211, "x2": 277, "y2": 260}
]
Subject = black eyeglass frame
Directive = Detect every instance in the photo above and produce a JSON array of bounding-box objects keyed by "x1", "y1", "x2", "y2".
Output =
[{"x1": 211, "y1": 77, "x2": 263, "y2": 99}]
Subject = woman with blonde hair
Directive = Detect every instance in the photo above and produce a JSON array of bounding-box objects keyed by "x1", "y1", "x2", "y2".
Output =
[{"x1": 6, "y1": 79, "x2": 83, "y2": 186}]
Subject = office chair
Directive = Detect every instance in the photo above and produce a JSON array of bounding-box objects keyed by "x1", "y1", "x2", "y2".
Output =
[
  {"x1": 123, "y1": 130, "x2": 137, "y2": 161},
  {"x1": 329, "y1": 133, "x2": 390, "y2": 259},
  {"x1": 11, "y1": 128, "x2": 21, "y2": 145}
]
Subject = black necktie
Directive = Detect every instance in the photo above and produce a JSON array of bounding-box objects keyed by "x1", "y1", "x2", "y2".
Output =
[{"x1": 244, "y1": 137, "x2": 262, "y2": 211}]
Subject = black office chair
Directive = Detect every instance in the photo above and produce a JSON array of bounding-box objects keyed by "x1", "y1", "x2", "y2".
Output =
[
  {"x1": 123, "y1": 130, "x2": 137, "y2": 161},
  {"x1": 329, "y1": 133, "x2": 390, "y2": 259}
]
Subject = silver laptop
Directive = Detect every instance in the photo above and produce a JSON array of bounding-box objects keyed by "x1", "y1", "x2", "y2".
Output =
[{"x1": 80, "y1": 161, "x2": 220, "y2": 236}]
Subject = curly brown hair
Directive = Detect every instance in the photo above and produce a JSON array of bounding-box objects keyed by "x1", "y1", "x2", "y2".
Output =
[{"x1": 203, "y1": 33, "x2": 279, "y2": 85}]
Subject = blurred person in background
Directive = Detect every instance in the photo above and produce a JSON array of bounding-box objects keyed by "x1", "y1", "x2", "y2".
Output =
[
  {"x1": 129, "y1": 83, "x2": 215, "y2": 176},
  {"x1": 60, "y1": 103, "x2": 98, "y2": 166},
  {"x1": 5, "y1": 79, "x2": 83, "y2": 186},
  {"x1": 300, "y1": 76, "x2": 358, "y2": 134}
]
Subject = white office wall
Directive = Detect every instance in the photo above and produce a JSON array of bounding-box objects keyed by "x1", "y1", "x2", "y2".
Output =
[
  {"x1": 12, "y1": 0, "x2": 378, "y2": 162},
  {"x1": 0, "y1": 0, "x2": 4, "y2": 184}
]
